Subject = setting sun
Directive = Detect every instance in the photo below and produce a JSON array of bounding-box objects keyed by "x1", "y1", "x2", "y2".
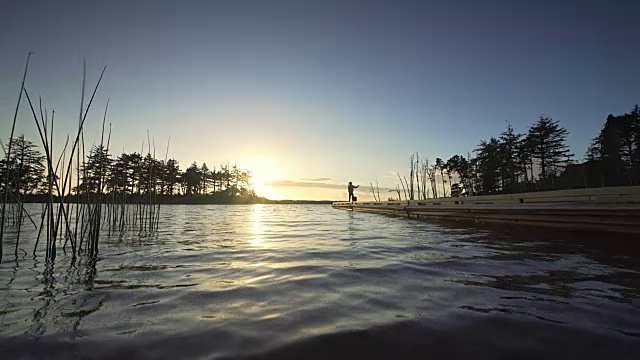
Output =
[{"x1": 240, "y1": 154, "x2": 286, "y2": 199}]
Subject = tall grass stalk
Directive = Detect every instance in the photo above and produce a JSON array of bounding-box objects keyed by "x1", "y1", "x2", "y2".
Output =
[{"x1": 0, "y1": 52, "x2": 31, "y2": 263}]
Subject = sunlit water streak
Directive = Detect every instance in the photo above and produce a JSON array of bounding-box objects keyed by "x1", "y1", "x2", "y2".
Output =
[{"x1": 1, "y1": 204, "x2": 639, "y2": 359}]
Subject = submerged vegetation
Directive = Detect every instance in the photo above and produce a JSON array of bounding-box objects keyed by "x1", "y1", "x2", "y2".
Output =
[{"x1": 387, "y1": 106, "x2": 640, "y2": 201}]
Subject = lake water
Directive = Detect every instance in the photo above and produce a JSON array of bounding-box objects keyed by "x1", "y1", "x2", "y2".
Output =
[{"x1": 1, "y1": 204, "x2": 639, "y2": 359}]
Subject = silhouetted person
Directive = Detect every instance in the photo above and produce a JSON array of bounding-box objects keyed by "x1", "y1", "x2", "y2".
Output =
[{"x1": 348, "y1": 182, "x2": 359, "y2": 202}]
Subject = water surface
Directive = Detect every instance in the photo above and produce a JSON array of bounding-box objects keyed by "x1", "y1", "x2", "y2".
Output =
[{"x1": 1, "y1": 204, "x2": 639, "y2": 359}]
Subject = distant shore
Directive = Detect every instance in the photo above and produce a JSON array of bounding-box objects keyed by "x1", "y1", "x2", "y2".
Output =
[{"x1": 17, "y1": 194, "x2": 334, "y2": 205}]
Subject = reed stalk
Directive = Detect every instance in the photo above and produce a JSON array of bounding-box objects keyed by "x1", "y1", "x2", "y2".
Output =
[
  {"x1": 7, "y1": 58, "x2": 166, "y2": 261},
  {"x1": 0, "y1": 52, "x2": 31, "y2": 263}
]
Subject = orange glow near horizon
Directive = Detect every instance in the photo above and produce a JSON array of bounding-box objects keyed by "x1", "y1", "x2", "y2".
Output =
[
  {"x1": 235, "y1": 153, "x2": 356, "y2": 201},
  {"x1": 240, "y1": 154, "x2": 287, "y2": 199}
]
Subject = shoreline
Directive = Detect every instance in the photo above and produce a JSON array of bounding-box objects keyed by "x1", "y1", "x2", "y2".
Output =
[
  {"x1": 333, "y1": 185, "x2": 640, "y2": 234},
  {"x1": 14, "y1": 194, "x2": 334, "y2": 205}
]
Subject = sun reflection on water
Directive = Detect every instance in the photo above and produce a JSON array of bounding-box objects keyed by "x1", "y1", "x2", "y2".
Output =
[{"x1": 249, "y1": 204, "x2": 266, "y2": 247}]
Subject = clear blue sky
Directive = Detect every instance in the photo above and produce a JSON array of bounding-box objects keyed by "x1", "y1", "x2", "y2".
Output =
[{"x1": 1, "y1": 0, "x2": 639, "y2": 200}]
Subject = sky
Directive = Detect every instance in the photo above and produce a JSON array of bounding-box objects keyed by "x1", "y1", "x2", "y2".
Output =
[{"x1": 1, "y1": 0, "x2": 639, "y2": 200}]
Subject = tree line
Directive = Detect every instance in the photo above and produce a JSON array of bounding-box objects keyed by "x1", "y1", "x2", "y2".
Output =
[
  {"x1": 387, "y1": 105, "x2": 640, "y2": 200},
  {"x1": 0, "y1": 136, "x2": 256, "y2": 201},
  {"x1": 585, "y1": 106, "x2": 640, "y2": 187}
]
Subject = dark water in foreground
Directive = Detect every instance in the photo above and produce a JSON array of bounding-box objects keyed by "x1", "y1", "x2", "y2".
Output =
[{"x1": 1, "y1": 204, "x2": 639, "y2": 359}]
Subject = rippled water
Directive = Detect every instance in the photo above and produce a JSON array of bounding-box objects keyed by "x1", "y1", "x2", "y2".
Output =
[{"x1": 1, "y1": 204, "x2": 639, "y2": 359}]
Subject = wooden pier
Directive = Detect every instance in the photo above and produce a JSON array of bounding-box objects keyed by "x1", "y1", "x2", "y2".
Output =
[{"x1": 332, "y1": 186, "x2": 640, "y2": 234}]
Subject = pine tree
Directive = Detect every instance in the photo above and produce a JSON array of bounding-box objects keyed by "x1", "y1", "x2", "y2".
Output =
[
  {"x1": 182, "y1": 162, "x2": 201, "y2": 195},
  {"x1": 631, "y1": 105, "x2": 640, "y2": 182},
  {"x1": 498, "y1": 124, "x2": 522, "y2": 192},
  {"x1": 586, "y1": 106, "x2": 640, "y2": 185},
  {"x1": 78, "y1": 145, "x2": 112, "y2": 194},
  {"x1": 165, "y1": 159, "x2": 180, "y2": 195},
  {"x1": 475, "y1": 137, "x2": 502, "y2": 194},
  {"x1": 527, "y1": 116, "x2": 573, "y2": 183},
  {"x1": 446, "y1": 154, "x2": 472, "y2": 195},
  {"x1": 0, "y1": 135, "x2": 46, "y2": 195},
  {"x1": 200, "y1": 163, "x2": 210, "y2": 194}
]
